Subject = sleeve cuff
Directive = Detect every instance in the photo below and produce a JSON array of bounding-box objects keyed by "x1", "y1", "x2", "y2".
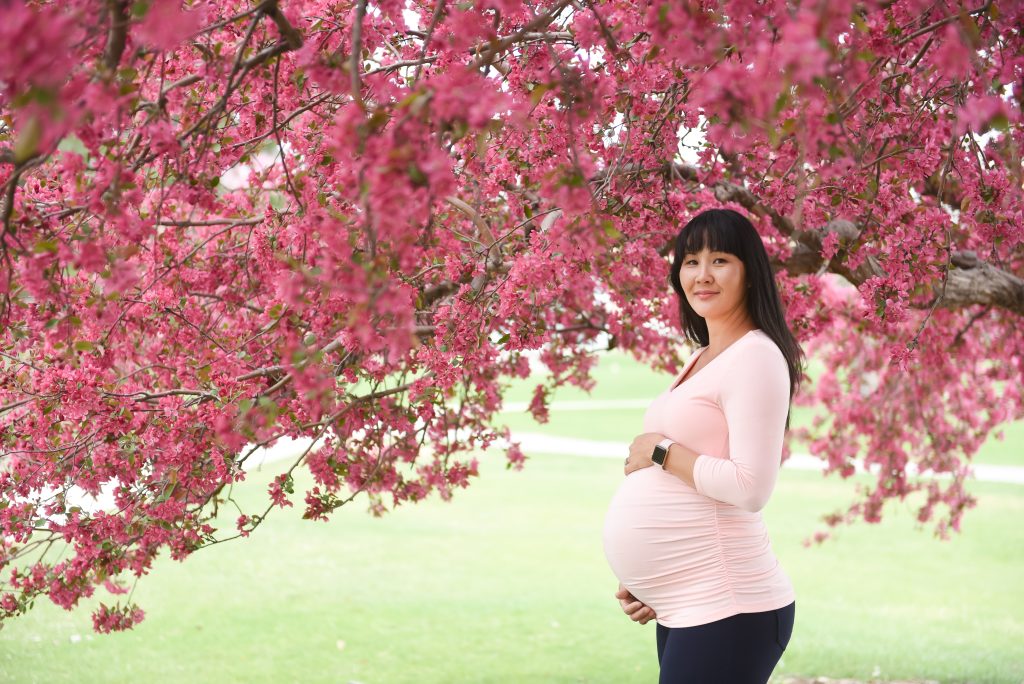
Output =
[{"x1": 692, "y1": 453, "x2": 711, "y2": 494}]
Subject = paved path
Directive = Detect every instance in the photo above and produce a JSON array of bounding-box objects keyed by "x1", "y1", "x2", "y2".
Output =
[
  {"x1": 244, "y1": 429, "x2": 1024, "y2": 485},
  {"x1": 59, "y1": 402, "x2": 1024, "y2": 516},
  {"x1": 504, "y1": 432, "x2": 1024, "y2": 485},
  {"x1": 497, "y1": 397, "x2": 1023, "y2": 484}
]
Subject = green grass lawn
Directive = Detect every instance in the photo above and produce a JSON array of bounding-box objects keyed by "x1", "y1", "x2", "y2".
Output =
[
  {"x1": 1, "y1": 350, "x2": 1021, "y2": 683},
  {"x1": 2, "y1": 456, "x2": 1022, "y2": 683}
]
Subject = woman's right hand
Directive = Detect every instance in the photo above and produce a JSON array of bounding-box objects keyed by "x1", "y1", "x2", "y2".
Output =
[{"x1": 615, "y1": 583, "x2": 656, "y2": 625}]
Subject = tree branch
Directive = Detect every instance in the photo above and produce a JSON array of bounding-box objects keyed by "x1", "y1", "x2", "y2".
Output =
[
  {"x1": 627, "y1": 163, "x2": 1024, "y2": 317},
  {"x1": 896, "y1": 1, "x2": 992, "y2": 47},
  {"x1": 351, "y1": 0, "x2": 367, "y2": 102},
  {"x1": 261, "y1": 0, "x2": 303, "y2": 50},
  {"x1": 104, "y1": 0, "x2": 130, "y2": 71},
  {"x1": 468, "y1": 1, "x2": 574, "y2": 71}
]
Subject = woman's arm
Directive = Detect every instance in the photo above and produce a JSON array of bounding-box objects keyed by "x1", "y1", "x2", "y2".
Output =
[
  {"x1": 624, "y1": 341, "x2": 789, "y2": 512},
  {"x1": 690, "y1": 341, "x2": 790, "y2": 512}
]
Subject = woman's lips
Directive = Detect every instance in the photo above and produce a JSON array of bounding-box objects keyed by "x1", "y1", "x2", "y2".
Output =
[{"x1": 694, "y1": 292, "x2": 718, "y2": 300}]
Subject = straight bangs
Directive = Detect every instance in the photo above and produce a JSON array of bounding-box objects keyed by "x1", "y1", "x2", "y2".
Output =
[{"x1": 678, "y1": 213, "x2": 745, "y2": 258}]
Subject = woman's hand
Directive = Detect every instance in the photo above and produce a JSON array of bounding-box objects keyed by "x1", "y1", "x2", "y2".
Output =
[
  {"x1": 624, "y1": 432, "x2": 665, "y2": 476},
  {"x1": 615, "y1": 583, "x2": 656, "y2": 625}
]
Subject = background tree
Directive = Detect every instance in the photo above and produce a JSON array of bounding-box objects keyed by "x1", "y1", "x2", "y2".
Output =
[{"x1": 1, "y1": 0, "x2": 1020, "y2": 631}]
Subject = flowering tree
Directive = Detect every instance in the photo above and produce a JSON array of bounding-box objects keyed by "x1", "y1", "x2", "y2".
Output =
[{"x1": 1, "y1": 0, "x2": 1021, "y2": 631}]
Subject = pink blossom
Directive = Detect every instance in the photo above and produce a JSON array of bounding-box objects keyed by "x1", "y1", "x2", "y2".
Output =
[
  {"x1": 929, "y1": 24, "x2": 973, "y2": 80},
  {"x1": 956, "y1": 94, "x2": 1013, "y2": 135},
  {"x1": 74, "y1": 241, "x2": 107, "y2": 272},
  {"x1": 102, "y1": 259, "x2": 140, "y2": 295},
  {"x1": 135, "y1": 2, "x2": 202, "y2": 51},
  {"x1": 91, "y1": 602, "x2": 145, "y2": 633}
]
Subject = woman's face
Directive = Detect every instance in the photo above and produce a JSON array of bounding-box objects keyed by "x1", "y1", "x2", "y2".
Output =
[{"x1": 678, "y1": 248, "x2": 749, "y2": 323}]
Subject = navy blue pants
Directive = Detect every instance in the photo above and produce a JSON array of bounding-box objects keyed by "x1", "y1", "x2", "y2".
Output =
[{"x1": 655, "y1": 602, "x2": 795, "y2": 683}]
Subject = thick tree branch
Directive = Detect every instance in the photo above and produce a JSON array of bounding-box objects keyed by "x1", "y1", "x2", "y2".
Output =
[
  {"x1": 104, "y1": 0, "x2": 130, "y2": 71},
  {"x1": 941, "y1": 252, "x2": 1024, "y2": 314},
  {"x1": 261, "y1": 0, "x2": 303, "y2": 50},
  {"x1": 629, "y1": 163, "x2": 1023, "y2": 317}
]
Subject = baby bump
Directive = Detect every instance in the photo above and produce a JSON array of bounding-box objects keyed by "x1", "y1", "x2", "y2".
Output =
[{"x1": 602, "y1": 467, "x2": 723, "y2": 612}]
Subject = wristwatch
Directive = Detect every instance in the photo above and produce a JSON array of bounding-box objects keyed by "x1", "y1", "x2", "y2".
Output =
[{"x1": 651, "y1": 438, "x2": 674, "y2": 469}]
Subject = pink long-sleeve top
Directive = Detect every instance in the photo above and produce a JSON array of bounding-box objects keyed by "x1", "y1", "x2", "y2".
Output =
[{"x1": 602, "y1": 329, "x2": 795, "y2": 628}]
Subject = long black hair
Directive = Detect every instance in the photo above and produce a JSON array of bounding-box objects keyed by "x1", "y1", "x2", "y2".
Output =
[{"x1": 669, "y1": 208, "x2": 805, "y2": 403}]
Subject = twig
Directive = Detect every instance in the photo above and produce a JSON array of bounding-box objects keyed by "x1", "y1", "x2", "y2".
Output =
[
  {"x1": 413, "y1": 0, "x2": 446, "y2": 84},
  {"x1": 896, "y1": 1, "x2": 992, "y2": 47},
  {"x1": 0, "y1": 397, "x2": 34, "y2": 415},
  {"x1": 272, "y1": 57, "x2": 304, "y2": 213},
  {"x1": 468, "y1": 1, "x2": 574, "y2": 71},
  {"x1": 228, "y1": 93, "x2": 333, "y2": 149},
  {"x1": 155, "y1": 218, "x2": 263, "y2": 227}
]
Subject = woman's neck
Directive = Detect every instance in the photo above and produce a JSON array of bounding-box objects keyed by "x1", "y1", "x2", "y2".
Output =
[{"x1": 704, "y1": 317, "x2": 757, "y2": 355}]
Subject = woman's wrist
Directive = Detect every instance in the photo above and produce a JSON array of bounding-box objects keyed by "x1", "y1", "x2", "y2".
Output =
[{"x1": 664, "y1": 442, "x2": 698, "y2": 488}]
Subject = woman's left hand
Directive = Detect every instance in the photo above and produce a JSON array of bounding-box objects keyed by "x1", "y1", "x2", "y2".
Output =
[{"x1": 624, "y1": 432, "x2": 665, "y2": 475}]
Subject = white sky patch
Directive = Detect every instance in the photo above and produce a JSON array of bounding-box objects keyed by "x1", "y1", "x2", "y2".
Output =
[
  {"x1": 677, "y1": 116, "x2": 706, "y2": 166},
  {"x1": 403, "y1": 5, "x2": 421, "y2": 31},
  {"x1": 220, "y1": 145, "x2": 294, "y2": 191}
]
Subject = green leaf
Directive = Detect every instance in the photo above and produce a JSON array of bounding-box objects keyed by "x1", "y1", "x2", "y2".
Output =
[
  {"x1": 57, "y1": 135, "x2": 89, "y2": 156},
  {"x1": 257, "y1": 396, "x2": 279, "y2": 423},
  {"x1": 32, "y1": 238, "x2": 59, "y2": 254},
  {"x1": 367, "y1": 110, "x2": 389, "y2": 133},
  {"x1": 529, "y1": 83, "x2": 552, "y2": 106},
  {"x1": 988, "y1": 113, "x2": 1009, "y2": 131},
  {"x1": 14, "y1": 117, "x2": 43, "y2": 164},
  {"x1": 601, "y1": 220, "x2": 621, "y2": 240},
  {"x1": 408, "y1": 163, "x2": 428, "y2": 188}
]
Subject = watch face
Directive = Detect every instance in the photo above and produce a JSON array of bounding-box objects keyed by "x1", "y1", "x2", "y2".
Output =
[{"x1": 652, "y1": 445, "x2": 667, "y2": 466}]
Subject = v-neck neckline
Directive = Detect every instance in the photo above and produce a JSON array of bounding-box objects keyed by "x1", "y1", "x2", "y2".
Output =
[{"x1": 670, "y1": 329, "x2": 758, "y2": 391}]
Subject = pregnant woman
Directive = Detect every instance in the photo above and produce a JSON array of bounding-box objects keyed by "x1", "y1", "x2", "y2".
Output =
[{"x1": 602, "y1": 208, "x2": 804, "y2": 683}]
